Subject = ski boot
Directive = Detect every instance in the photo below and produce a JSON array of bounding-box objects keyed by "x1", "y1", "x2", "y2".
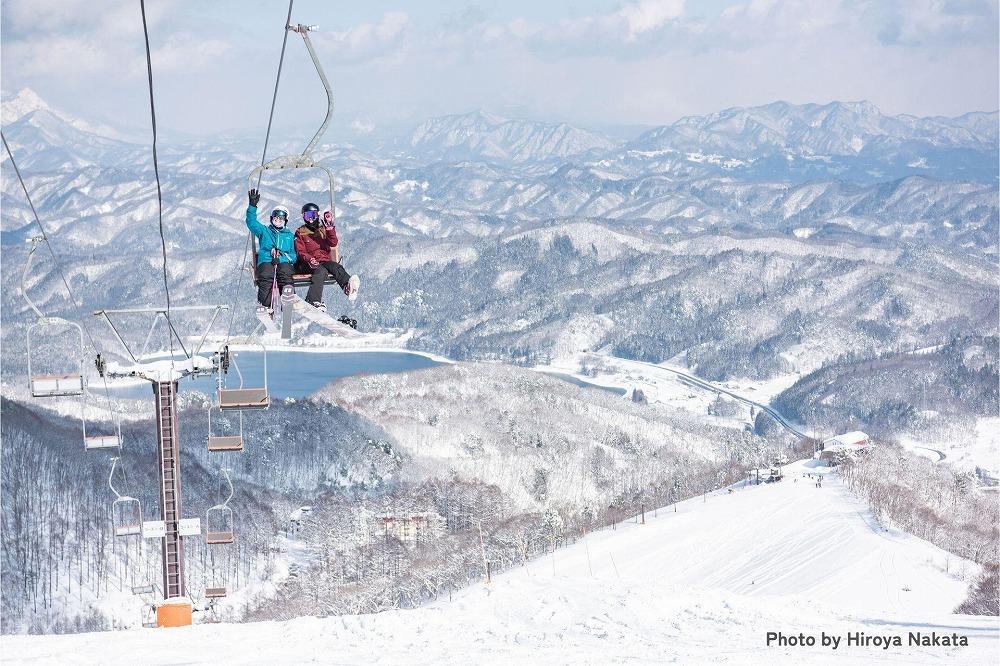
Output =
[{"x1": 345, "y1": 275, "x2": 360, "y2": 302}]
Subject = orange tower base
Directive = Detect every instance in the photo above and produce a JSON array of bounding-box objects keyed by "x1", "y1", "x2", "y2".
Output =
[{"x1": 156, "y1": 598, "x2": 193, "y2": 627}]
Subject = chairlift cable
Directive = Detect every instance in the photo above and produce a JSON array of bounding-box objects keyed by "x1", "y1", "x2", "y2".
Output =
[
  {"x1": 3, "y1": 132, "x2": 127, "y2": 462},
  {"x1": 257, "y1": 0, "x2": 295, "y2": 191},
  {"x1": 139, "y1": 0, "x2": 177, "y2": 365},
  {"x1": 2, "y1": 132, "x2": 102, "y2": 352},
  {"x1": 224, "y1": 0, "x2": 295, "y2": 346}
]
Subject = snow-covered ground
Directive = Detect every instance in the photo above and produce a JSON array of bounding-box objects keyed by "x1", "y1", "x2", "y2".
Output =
[
  {"x1": 538, "y1": 351, "x2": 804, "y2": 434},
  {"x1": 6, "y1": 459, "x2": 996, "y2": 665},
  {"x1": 898, "y1": 416, "x2": 1000, "y2": 480}
]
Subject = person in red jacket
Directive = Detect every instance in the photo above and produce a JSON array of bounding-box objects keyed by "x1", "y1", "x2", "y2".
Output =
[{"x1": 294, "y1": 202, "x2": 359, "y2": 311}]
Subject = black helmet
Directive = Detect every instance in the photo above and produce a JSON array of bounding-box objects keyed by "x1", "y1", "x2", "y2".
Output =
[{"x1": 301, "y1": 202, "x2": 320, "y2": 225}]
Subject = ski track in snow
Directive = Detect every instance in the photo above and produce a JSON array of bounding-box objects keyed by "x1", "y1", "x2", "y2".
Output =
[{"x1": 5, "y1": 460, "x2": 998, "y2": 665}]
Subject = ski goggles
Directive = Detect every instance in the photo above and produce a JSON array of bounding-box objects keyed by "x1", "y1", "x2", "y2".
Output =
[
  {"x1": 270, "y1": 210, "x2": 288, "y2": 220},
  {"x1": 302, "y1": 210, "x2": 319, "y2": 221}
]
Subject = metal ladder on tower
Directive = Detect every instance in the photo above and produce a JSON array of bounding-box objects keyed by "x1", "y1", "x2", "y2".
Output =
[{"x1": 155, "y1": 380, "x2": 185, "y2": 599}]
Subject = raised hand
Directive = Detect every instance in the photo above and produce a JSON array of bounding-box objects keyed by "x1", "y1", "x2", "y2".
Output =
[{"x1": 248, "y1": 189, "x2": 261, "y2": 207}]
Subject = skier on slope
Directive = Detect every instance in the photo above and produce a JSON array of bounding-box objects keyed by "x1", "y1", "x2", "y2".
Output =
[
  {"x1": 294, "y1": 202, "x2": 359, "y2": 312},
  {"x1": 246, "y1": 188, "x2": 297, "y2": 310}
]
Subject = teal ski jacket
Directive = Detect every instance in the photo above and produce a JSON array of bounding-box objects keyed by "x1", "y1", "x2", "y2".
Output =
[{"x1": 246, "y1": 205, "x2": 297, "y2": 266}]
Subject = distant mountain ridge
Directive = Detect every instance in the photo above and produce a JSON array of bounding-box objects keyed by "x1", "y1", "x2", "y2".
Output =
[
  {"x1": 406, "y1": 109, "x2": 619, "y2": 163},
  {"x1": 2, "y1": 88, "x2": 129, "y2": 142},
  {"x1": 631, "y1": 100, "x2": 998, "y2": 155},
  {"x1": 3, "y1": 87, "x2": 997, "y2": 181}
]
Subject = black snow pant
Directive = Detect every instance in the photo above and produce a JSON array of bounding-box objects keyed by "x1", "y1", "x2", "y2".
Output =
[
  {"x1": 256, "y1": 262, "x2": 294, "y2": 308},
  {"x1": 304, "y1": 260, "x2": 350, "y2": 304}
]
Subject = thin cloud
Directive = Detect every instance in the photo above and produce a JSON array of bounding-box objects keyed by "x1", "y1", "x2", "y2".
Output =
[
  {"x1": 316, "y1": 11, "x2": 410, "y2": 65},
  {"x1": 1, "y1": 1, "x2": 996, "y2": 134}
]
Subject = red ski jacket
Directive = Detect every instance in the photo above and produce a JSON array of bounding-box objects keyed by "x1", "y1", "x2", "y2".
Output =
[{"x1": 294, "y1": 223, "x2": 339, "y2": 266}]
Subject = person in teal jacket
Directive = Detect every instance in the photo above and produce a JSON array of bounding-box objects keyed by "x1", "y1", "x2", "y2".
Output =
[{"x1": 246, "y1": 188, "x2": 297, "y2": 309}]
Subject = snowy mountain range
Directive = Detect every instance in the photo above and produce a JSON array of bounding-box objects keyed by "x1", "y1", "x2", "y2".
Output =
[
  {"x1": 632, "y1": 100, "x2": 998, "y2": 157},
  {"x1": 1, "y1": 87, "x2": 995, "y2": 392},
  {"x1": 406, "y1": 109, "x2": 619, "y2": 163},
  {"x1": 1, "y1": 86, "x2": 997, "y2": 640}
]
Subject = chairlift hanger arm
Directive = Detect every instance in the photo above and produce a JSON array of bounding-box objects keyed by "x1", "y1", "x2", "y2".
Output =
[
  {"x1": 109, "y1": 457, "x2": 123, "y2": 499},
  {"x1": 287, "y1": 23, "x2": 333, "y2": 156},
  {"x1": 219, "y1": 468, "x2": 234, "y2": 506},
  {"x1": 20, "y1": 237, "x2": 46, "y2": 320}
]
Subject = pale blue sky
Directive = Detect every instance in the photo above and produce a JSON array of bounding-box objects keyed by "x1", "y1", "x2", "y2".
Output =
[{"x1": 2, "y1": 0, "x2": 997, "y2": 138}]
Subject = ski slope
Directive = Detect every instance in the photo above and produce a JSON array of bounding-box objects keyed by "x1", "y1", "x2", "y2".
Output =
[{"x1": 5, "y1": 460, "x2": 997, "y2": 665}]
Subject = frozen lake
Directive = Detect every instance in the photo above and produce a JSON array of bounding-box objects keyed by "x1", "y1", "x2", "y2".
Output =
[
  {"x1": 107, "y1": 350, "x2": 442, "y2": 399},
  {"x1": 106, "y1": 350, "x2": 630, "y2": 400}
]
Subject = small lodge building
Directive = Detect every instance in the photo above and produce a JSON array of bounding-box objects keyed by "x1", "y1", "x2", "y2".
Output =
[
  {"x1": 379, "y1": 512, "x2": 445, "y2": 545},
  {"x1": 815, "y1": 431, "x2": 872, "y2": 463}
]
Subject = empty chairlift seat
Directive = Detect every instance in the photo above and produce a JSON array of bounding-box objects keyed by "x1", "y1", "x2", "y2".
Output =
[
  {"x1": 218, "y1": 387, "x2": 269, "y2": 411},
  {"x1": 208, "y1": 404, "x2": 245, "y2": 451},
  {"x1": 85, "y1": 434, "x2": 121, "y2": 450},
  {"x1": 112, "y1": 496, "x2": 142, "y2": 537},
  {"x1": 208, "y1": 435, "x2": 244, "y2": 452},
  {"x1": 205, "y1": 503, "x2": 235, "y2": 543},
  {"x1": 204, "y1": 587, "x2": 227, "y2": 599},
  {"x1": 205, "y1": 528, "x2": 234, "y2": 545},
  {"x1": 205, "y1": 474, "x2": 235, "y2": 545},
  {"x1": 30, "y1": 373, "x2": 85, "y2": 397}
]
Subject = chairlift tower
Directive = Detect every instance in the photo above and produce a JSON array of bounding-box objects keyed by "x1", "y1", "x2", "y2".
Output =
[{"x1": 94, "y1": 304, "x2": 228, "y2": 627}]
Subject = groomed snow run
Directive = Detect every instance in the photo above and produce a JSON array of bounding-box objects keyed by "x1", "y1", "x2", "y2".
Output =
[{"x1": 5, "y1": 460, "x2": 998, "y2": 665}]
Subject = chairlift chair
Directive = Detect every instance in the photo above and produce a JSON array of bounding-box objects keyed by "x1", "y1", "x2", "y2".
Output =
[
  {"x1": 141, "y1": 604, "x2": 158, "y2": 629},
  {"x1": 112, "y1": 496, "x2": 142, "y2": 536},
  {"x1": 218, "y1": 348, "x2": 269, "y2": 411},
  {"x1": 205, "y1": 468, "x2": 235, "y2": 545},
  {"x1": 207, "y1": 403, "x2": 244, "y2": 452},
  {"x1": 204, "y1": 586, "x2": 227, "y2": 599},
  {"x1": 82, "y1": 388, "x2": 123, "y2": 451},
  {"x1": 21, "y1": 238, "x2": 87, "y2": 397},
  {"x1": 109, "y1": 457, "x2": 142, "y2": 537},
  {"x1": 246, "y1": 23, "x2": 342, "y2": 293}
]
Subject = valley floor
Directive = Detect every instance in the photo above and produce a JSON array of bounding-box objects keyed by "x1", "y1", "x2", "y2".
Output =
[{"x1": 4, "y1": 459, "x2": 997, "y2": 665}]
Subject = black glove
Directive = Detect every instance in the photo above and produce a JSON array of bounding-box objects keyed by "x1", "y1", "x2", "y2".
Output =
[{"x1": 248, "y1": 189, "x2": 260, "y2": 207}]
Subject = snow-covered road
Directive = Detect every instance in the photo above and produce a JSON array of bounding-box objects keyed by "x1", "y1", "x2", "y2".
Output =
[
  {"x1": 537, "y1": 353, "x2": 812, "y2": 439},
  {"x1": 5, "y1": 460, "x2": 997, "y2": 665}
]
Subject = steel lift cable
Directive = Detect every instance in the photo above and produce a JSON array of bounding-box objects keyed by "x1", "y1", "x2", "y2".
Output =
[
  {"x1": 224, "y1": 0, "x2": 295, "y2": 346},
  {"x1": 3, "y1": 132, "x2": 136, "y2": 496},
  {"x1": 2, "y1": 132, "x2": 103, "y2": 352},
  {"x1": 139, "y1": 0, "x2": 178, "y2": 368}
]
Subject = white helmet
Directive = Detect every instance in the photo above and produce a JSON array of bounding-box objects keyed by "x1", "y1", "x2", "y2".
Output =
[{"x1": 270, "y1": 205, "x2": 289, "y2": 227}]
